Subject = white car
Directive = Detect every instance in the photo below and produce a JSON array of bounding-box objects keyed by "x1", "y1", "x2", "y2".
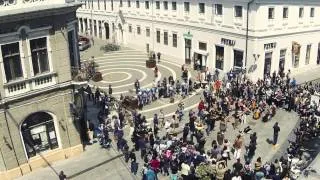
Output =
[{"x1": 78, "y1": 41, "x2": 90, "y2": 51}]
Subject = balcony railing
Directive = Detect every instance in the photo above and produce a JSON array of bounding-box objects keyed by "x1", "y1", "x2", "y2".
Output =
[
  {"x1": 0, "y1": 0, "x2": 75, "y2": 10},
  {"x1": 3, "y1": 72, "x2": 57, "y2": 97}
]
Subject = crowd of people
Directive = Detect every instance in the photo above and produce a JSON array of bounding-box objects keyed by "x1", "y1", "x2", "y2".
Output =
[{"x1": 84, "y1": 65, "x2": 320, "y2": 180}]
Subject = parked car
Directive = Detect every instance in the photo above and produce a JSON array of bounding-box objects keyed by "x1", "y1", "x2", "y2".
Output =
[{"x1": 78, "y1": 40, "x2": 90, "y2": 51}]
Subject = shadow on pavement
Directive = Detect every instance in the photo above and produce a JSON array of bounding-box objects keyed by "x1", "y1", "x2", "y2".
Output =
[{"x1": 67, "y1": 153, "x2": 124, "y2": 179}]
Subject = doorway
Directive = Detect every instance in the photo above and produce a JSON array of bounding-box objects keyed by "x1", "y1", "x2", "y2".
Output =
[
  {"x1": 194, "y1": 53, "x2": 207, "y2": 71},
  {"x1": 185, "y1": 39, "x2": 192, "y2": 64},
  {"x1": 264, "y1": 52, "x2": 272, "y2": 77},
  {"x1": 278, "y1": 49, "x2": 286, "y2": 75},
  {"x1": 104, "y1": 23, "x2": 109, "y2": 39}
]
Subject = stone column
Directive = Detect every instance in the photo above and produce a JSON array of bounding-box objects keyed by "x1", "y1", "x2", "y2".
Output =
[
  {"x1": 97, "y1": 20, "x2": 101, "y2": 39},
  {"x1": 82, "y1": 18, "x2": 86, "y2": 35}
]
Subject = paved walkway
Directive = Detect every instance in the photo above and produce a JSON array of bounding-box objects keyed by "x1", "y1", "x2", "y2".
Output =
[{"x1": 16, "y1": 38, "x2": 320, "y2": 180}]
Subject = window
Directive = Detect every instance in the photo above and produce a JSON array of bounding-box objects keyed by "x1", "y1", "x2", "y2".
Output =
[
  {"x1": 233, "y1": 50, "x2": 243, "y2": 67},
  {"x1": 215, "y1": 4, "x2": 223, "y2": 15},
  {"x1": 120, "y1": 0, "x2": 123, "y2": 7},
  {"x1": 146, "y1": 28, "x2": 150, "y2": 37},
  {"x1": 145, "y1": 1, "x2": 149, "y2": 9},
  {"x1": 1, "y1": 42, "x2": 23, "y2": 81},
  {"x1": 268, "y1": 7, "x2": 275, "y2": 19},
  {"x1": 199, "y1": 3, "x2": 205, "y2": 14},
  {"x1": 104, "y1": 0, "x2": 106, "y2": 10},
  {"x1": 172, "y1": 2, "x2": 177, "y2": 11},
  {"x1": 128, "y1": 25, "x2": 132, "y2": 32},
  {"x1": 68, "y1": 31, "x2": 77, "y2": 67},
  {"x1": 136, "y1": 1, "x2": 139, "y2": 8},
  {"x1": 279, "y1": 49, "x2": 286, "y2": 73},
  {"x1": 98, "y1": 0, "x2": 100, "y2": 10},
  {"x1": 299, "y1": 7, "x2": 304, "y2": 18},
  {"x1": 127, "y1": 0, "x2": 131, "y2": 7},
  {"x1": 184, "y1": 2, "x2": 190, "y2": 12},
  {"x1": 306, "y1": 44, "x2": 311, "y2": 65},
  {"x1": 137, "y1": 26, "x2": 141, "y2": 35},
  {"x1": 156, "y1": 30, "x2": 160, "y2": 43},
  {"x1": 21, "y1": 112, "x2": 58, "y2": 158},
  {"x1": 199, "y1": 42, "x2": 207, "y2": 51},
  {"x1": 30, "y1": 38, "x2": 49, "y2": 75},
  {"x1": 156, "y1": 1, "x2": 160, "y2": 9},
  {"x1": 283, "y1": 7, "x2": 288, "y2": 19},
  {"x1": 215, "y1": 46, "x2": 224, "y2": 70},
  {"x1": 163, "y1": 1, "x2": 168, "y2": 10},
  {"x1": 234, "y1": 6, "x2": 242, "y2": 17},
  {"x1": 164, "y1": 31, "x2": 168, "y2": 45},
  {"x1": 172, "y1": 33, "x2": 177, "y2": 47},
  {"x1": 310, "y1": 7, "x2": 315, "y2": 17}
]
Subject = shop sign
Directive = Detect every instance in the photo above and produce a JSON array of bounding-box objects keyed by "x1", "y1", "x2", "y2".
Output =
[
  {"x1": 221, "y1": 38, "x2": 236, "y2": 46},
  {"x1": 264, "y1": 42, "x2": 276, "y2": 50},
  {"x1": 183, "y1": 31, "x2": 193, "y2": 40}
]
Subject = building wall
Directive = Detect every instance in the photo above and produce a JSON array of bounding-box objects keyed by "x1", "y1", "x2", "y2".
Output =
[
  {"x1": 77, "y1": 0, "x2": 320, "y2": 79},
  {"x1": 0, "y1": 2, "x2": 83, "y2": 179}
]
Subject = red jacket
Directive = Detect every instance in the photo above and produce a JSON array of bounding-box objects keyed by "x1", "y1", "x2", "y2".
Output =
[
  {"x1": 150, "y1": 159, "x2": 160, "y2": 170},
  {"x1": 198, "y1": 101, "x2": 205, "y2": 111}
]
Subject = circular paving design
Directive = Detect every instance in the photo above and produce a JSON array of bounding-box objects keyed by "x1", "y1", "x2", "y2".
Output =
[
  {"x1": 87, "y1": 50, "x2": 200, "y2": 119},
  {"x1": 101, "y1": 72, "x2": 132, "y2": 84}
]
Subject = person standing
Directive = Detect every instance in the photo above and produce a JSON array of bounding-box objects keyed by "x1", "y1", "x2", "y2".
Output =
[
  {"x1": 273, "y1": 122, "x2": 280, "y2": 145},
  {"x1": 59, "y1": 171, "x2": 67, "y2": 180},
  {"x1": 157, "y1": 52, "x2": 161, "y2": 63},
  {"x1": 108, "y1": 84, "x2": 112, "y2": 95},
  {"x1": 233, "y1": 134, "x2": 243, "y2": 160}
]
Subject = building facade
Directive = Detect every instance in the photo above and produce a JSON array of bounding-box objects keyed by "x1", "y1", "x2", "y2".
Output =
[
  {"x1": 77, "y1": 0, "x2": 320, "y2": 81},
  {"x1": 0, "y1": 0, "x2": 83, "y2": 179}
]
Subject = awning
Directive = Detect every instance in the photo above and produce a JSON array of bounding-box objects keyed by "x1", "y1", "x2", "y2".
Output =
[{"x1": 194, "y1": 49, "x2": 209, "y2": 56}]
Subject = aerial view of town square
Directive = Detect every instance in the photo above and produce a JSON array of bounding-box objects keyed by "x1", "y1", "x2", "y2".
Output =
[{"x1": 0, "y1": 0, "x2": 319, "y2": 180}]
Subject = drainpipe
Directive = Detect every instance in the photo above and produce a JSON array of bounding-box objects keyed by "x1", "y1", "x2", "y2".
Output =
[
  {"x1": 2, "y1": 102, "x2": 23, "y2": 175},
  {"x1": 245, "y1": 0, "x2": 255, "y2": 73}
]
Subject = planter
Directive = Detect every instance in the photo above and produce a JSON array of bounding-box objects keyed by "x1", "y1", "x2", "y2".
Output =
[
  {"x1": 146, "y1": 60, "x2": 156, "y2": 68},
  {"x1": 92, "y1": 72, "x2": 102, "y2": 82}
]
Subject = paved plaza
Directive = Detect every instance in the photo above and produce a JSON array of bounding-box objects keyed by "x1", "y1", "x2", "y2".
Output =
[{"x1": 16, "y1": 39, "x2": 320, "y2": 180}]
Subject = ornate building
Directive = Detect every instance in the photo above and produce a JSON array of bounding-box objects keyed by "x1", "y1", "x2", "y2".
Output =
[
  {"x1": 0, "y1": 0, "x2": 83, "y2": 179},
  {"x1": 77, "y1": 0, "x2": 320, "y2": 81}
]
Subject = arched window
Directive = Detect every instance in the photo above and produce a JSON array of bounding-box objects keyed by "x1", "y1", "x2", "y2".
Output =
[{"x1": 21, "y1": 112, "x2": 58, "y2": 158}]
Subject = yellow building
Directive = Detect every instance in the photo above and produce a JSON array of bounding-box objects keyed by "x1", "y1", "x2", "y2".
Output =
[{"x1": 0, "y1": 0, "x2": 84, "y2": 179}]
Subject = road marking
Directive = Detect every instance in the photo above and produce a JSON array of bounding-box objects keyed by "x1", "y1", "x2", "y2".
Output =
[
  {"x1": 140, "y1": 89, "x2": 201, "y2": 114},
  {"x1": 100, "y1": 72, "x2": 132, "y2": 84},
  {"x1": 98, "y1": 67, "x2": 148, "y2": 88},
  {"x1": 145, "y1": 102, "x2": 199, "y2": 121},
  {"x1": 97, "y1": 61, "x2": 177, "y2": 80}
]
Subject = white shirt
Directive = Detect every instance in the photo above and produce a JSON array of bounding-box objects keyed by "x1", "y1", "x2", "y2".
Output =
[{"x1": 180, "y1": 163, "x2": 190, "y2": 175}]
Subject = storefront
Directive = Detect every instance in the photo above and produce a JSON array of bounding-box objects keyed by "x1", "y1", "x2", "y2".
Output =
[
  {"x1": 194, "y1": 50, "x2": 208, "y2": 71},
  {"x1": 21, "y1": 112, "x2": 59, "y2": 159},
  {"x1": 292, "y1": 41, "x2": 301, "y2": 68},
  {"x1": 215, "y1": 45, "x2": 224, "y2": 70},
  {"x1": 279, "y1": 49, "x2": 286, "y2": 75},
  {"x1": 183, "y1": 32, "x2": 193, "y2": 64},
  {"x1": 317, "y1": 43, "x2": 320, "y2": 65},
  {"x1": 263, "y1": 42, "x2": 276, "y2": 77},
  {"x1": 233, "y1": 50, "x2": 244, "y2": 68}
]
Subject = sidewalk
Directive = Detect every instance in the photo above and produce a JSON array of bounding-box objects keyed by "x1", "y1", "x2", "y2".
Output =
[{"x1": 16, "y1": 100, "x2": 135, "y2": 180}]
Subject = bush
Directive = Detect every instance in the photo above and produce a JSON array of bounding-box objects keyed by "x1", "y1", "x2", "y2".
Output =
[{"x1": 100, "y1": 44, "x2": 120, "y2": 52}]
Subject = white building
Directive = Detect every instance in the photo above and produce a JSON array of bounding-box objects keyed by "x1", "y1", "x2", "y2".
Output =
[{"x1": 76, "y1": 0, "x2": 320, "y2": 81}]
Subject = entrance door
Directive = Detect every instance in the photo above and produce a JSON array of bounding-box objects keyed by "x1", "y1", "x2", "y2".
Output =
[
  {"x1": 264, "y1": 52, "x2": 272, "y2": 77},
  {"x1": 279, "y1": 49, "x2": 286, "y2": 75},
  {"x1": 104, "y1": 23, "x2": 109, "y2": 39},
  {"x1": 185, "y1": 39, "x2": 192, "y2": 64},
  {"x1": 317, "y1": 43, "x2": 320, "y2": 65}
]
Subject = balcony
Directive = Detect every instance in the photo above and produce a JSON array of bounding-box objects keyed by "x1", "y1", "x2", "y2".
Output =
[{"x1": 3, "y1": 72, "x2": 57, "y2": 97}]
